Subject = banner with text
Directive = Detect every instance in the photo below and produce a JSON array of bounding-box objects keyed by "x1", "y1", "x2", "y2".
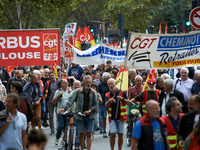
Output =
[
  {"x1": 65, "y1": 42, "x2": 125, "y2": 65},
  {"x1": 125, "y1": 32, "x2": 200, "y2": 69},
  {"x1": 0, "y1": 29, "x2": 60, "y2": 66}
]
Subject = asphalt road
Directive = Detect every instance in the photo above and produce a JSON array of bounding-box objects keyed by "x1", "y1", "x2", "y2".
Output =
[{"x1": 39, "y1": 113, "x2": 131, "y2": 150}]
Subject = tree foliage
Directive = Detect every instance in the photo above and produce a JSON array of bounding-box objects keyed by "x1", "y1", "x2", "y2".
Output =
[{"x1": 0, "y1": 0, "x2": 194, "y2": 34}]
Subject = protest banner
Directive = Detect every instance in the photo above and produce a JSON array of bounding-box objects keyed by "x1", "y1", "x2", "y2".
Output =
[
  {"x1": 63, "y1": 22, "x2": 77, "y2": 39},
  {"x1": 125, "y1": 32, "x2": 200, "y2": 69},
  {"x1": 0, "y1": 29, "x2": 60, "y2": 66},
  {"x1": 65, "y1": 42, "x2": 125, "y2": 65},
  {"x1": 65, "y1": 42, "x2": 74, "y2": 63}
]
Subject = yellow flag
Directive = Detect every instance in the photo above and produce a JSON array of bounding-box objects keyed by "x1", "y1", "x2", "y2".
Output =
[{"x1": 116, "y1": 63, "x2": 129, "y2": 91}]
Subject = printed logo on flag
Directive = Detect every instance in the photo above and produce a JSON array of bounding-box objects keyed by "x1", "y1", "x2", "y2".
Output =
[{"x1": 43, "y1": 34, "x2": 58, "y2": 61}]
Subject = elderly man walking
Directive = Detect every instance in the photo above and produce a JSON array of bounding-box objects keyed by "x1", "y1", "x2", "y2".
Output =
[
  {"x1": 59, "y1": 75, "x2": 98, "y2": 150},
  {"x1": 105, "y1": 78, "x2": 129, "y2": 150}
]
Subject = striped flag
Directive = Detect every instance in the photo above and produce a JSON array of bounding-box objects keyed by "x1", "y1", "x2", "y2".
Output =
[{"x1": 116, "y1": 63, "x2": 129, "y2": 91}]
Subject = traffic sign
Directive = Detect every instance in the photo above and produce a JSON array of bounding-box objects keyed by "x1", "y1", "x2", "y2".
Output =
[{"x1": 190, "y1": 7, "x2": 200, "y2": 29}]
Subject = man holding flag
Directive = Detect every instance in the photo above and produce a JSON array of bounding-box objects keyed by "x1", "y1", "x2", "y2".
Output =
[
  {"x1": 105, "y1": 78, "x2": 129, "y2": 150},
  {"x1": 131, "y1": 70, "x2": 161, "y2": 115}
]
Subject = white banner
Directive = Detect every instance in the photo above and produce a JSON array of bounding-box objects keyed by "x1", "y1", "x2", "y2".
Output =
[
  {"x1": 64, "y1": 42, "x2": 125, "y2": 65},
  {"x1": 125, "y1": 32, "x2": 200, "y2": 69}
]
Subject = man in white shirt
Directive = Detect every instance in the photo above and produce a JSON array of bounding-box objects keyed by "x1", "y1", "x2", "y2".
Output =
[
  {"x1": 159, "y1": 79, "x2": 185, "y2": 116},
  {"x1": 174, "y1": 68, "x2": 194, "y2": 103}
]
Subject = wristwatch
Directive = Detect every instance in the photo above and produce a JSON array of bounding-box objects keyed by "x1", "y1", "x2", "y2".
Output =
[{"x1": 88, "y1": 110, "x2": 91, "y2": 113}]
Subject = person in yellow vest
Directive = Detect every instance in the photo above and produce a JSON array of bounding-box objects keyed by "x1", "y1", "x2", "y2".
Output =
[
  {"x1": 131, "y1": 79, "x2": 161, "y2": 115},
  {"x1": 161, "y1": 97, "x2": 184, "y2": 150},
  {"x1": 105, "y1": 78, "x2": 129, "y2": 150}
]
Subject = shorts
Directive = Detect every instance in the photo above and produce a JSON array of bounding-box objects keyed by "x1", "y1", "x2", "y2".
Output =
[
  {"x1": 77, "y1": 117, "x2": 94, "y2": 133},
  {"x1": 109, "y1": 119, "x2": 124, "y2": 134},
  {"x1": 99, "y1": 108, "x2": 107, "y2": 119}
]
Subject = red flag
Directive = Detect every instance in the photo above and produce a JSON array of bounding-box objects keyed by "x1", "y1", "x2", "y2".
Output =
[
  {"x1": 183, "y1": 27, "x2": 186, "y2": 33},
  {"x1": 111, "y1": 42, "x2": 113, "y2": 47},
  {"x1": 191, "y1": 26, "x2": 194, "y2": 31},
  {"x1": 165, "y1": 23, "x2": 168, "y2": 34},
  {"x1": 51, "y1": 62, "x2": 57, "y2": 78},
  {"x1": 86, "y1": 26, "x2": 96, "y2": 47},
  {"x1": 74, "y1": 26, "x2": 82, "y2": 50},
  {"x1": 159, "y1": 22, "x2": 162, "y2": 34},
  {"x1": 6, "y1": 66, "x2": 16, "y2": 76},
  {"x1": 114, "y1": 42, "x2": 118, "y2": 48}
]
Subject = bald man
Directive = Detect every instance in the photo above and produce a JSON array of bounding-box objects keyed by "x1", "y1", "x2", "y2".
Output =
[{"x1": 132, "y1": 100, "x2": 169, "y2": 150}]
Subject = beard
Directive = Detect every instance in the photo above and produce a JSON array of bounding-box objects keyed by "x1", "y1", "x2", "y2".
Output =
[
  {"x1": 109, "y1": 87, "x2": 116, "y2": 91},
  {"x1": 148, "y1": 86, "x2": 156, "y2": 92},
  {"x1": 84, "y1": 85, "x2": 91, "y2": 90}
]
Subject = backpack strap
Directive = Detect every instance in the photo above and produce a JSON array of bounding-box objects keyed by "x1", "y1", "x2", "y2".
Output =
[{"x1": 174, "y1": 78, "x2": 180, "y2": 89}]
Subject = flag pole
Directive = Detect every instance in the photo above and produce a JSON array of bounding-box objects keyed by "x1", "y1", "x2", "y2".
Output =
[{"x1": 115, "y1": 32, "x2": 131, "y2": 119}]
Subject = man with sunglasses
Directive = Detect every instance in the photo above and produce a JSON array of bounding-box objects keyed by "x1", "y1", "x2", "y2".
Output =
[{"x1": 0, "y1": 93, "x2": 27, "y2": 150}]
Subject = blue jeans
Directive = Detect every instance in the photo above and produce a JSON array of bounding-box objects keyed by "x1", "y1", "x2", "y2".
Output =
[
  {"x1": 56, "y1": 114, "x2": 70, "y2": 139},
  {"x1": 41, "y1": 100, "x2": 46, "y2": 120}
]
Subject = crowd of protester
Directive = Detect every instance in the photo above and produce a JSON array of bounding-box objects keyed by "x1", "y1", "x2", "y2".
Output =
[{"x1": 0, "y1": 59, "x2": 200, "y2": 150}]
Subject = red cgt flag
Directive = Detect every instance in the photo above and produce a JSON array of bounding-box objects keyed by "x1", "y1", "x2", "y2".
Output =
[{"x1": 74, "y1": 26, "x2": 82, "y2": 50}]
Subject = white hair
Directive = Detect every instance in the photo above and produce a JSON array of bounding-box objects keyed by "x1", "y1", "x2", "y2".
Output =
[
  {"x1": 33, "y1": 69, "x2": 41, "y2": 75},
  {"x1": 44, "y1": 68, "x2": 50, "y2": 72},
  {"x1": 135, "y1": 75, "x2": 142, "y2": 81},
  {"x1": 164, "y1": 79, "x2": 174, "y2": 88},
  {"x1": 181, "y1": 67, "x2": 189, "y2": 73},
  {"x1": 195, "y1": 70, "x2": 200, "y2": 77},
  {"x1": 107, "y1": 78, "x2": 116, "y2": 84},
  {"x1": 161, "y1": 73, "x2": 170, "y2": 80},
  {"x1": 83, "y1": 75, "x2": 92, "y2": 82},
  {"x1": 102, "y1": 72, "x2": 111, "y2": 80},
  {"x1": 129, "y1": 69, "x2": 136, "y2": 75}
]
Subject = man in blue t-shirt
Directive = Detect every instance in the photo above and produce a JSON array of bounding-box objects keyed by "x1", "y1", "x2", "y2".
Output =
[
  {"x1": 68, "y1": 63, "x2": 84, "y2": 80},
  {"x1": 131, "y1": 100, "x2": 169, "y2": 150}
]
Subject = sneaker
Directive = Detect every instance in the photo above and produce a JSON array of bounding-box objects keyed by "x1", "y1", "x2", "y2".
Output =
[
  {"x1": 74, "y1": 146, "x2": 79, "y2": 150},
  {"x1": 54, "y1": 138, "x2": 59, "y2": 145},
  {"x1": 84, "y1": 143, "x2": 87, "y2": 148},
  {"x1": 50, "y1": 131, "x2": 54, "y2": 135},
  {"x1": 103, "y1": 132, "x2": 107, "y2": 138}
]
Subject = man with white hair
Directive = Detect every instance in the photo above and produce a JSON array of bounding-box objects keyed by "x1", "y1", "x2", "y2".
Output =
[
  {"x1": 33, "y1": 70, "x2": 46, "y2": 127},
  {"x1": 129, "y1": 69, "x2": 136, "y2": 87},
  {"x1": 174, "y1": 68, "x2": 194, "y2": 110},
  {"x1": 105, "y1": 78, "x2": 128, "y2": 150},
  {"x1": 131, "y1": 100, "x2": 169, "y2": 150},
  {"x1": 131, "y1": 78, "x2": 161, "y2": 115},
  {"x1": 97, "y1": 72, "x2": 110, "y2": 137},
  {"x1": 191, "y1": 70, "x2": 200, "y2": 95},
  {"x1": 161, "y1": 73, "x2": 170, "y2": 80},
  {"x1": 129, "y1": 75, "x2": 143, "y2": 99},
  {"x1": 159, "y1": 79, "x2": 185, "y2": 116},
  {"x1": 59, "y1": 75, "x2": 98, "y2": 150}
]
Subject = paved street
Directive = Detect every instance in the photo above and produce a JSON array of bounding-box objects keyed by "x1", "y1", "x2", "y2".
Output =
[{"x1": 39, "y1": 113, "x2": 131, "y2": 150}]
